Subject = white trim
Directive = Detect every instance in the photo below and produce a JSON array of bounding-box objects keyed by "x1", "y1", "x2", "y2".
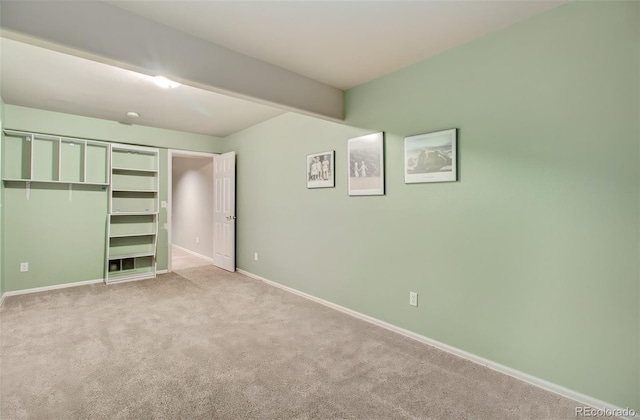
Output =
[
  {"x1": 1, "y1": 278, "x2": 104, "y2": 297},
  {"x1": 172, "y1": 244, "x2": 214, "y2": 263},
  {"x1": 156, "y1": 269, "x2": 168, "y2": 275},
  {"x1": 167, "y1": 151, "x2": 172, "y2": 273},
  {"x1": 237, "y1": 269, "x2": 640, "y2": 420},
  {"x1": 170, "y1": 150, "x2": 218, "y2": 159},
  {"x1": 111, "y1": 142, "x2": 158, "y2": 154},
  {"x1": 0, "y1": 293, "x2": 5, "y2": 308},
  {"x1": 105, "y1": 274, "x2": 155, "y2": 285}
]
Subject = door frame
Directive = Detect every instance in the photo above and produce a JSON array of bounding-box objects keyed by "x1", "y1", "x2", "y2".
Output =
[{"x1": 167, "y1": 149, "x2": 217, "y2": 273}]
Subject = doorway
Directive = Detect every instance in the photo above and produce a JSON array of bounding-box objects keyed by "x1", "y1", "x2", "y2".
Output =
[
  {"x1": 168, "y1": 150, "x2": 236, "y2": 273},
  {"x1": 168, "y1": 150, "x2": 215, "y2": 271}
]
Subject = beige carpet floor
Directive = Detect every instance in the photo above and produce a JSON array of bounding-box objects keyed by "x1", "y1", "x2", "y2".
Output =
[
  {"x1": 1, "y1": 266, "x2": 597, "y2": 419},
  {"x1": 171, "y1": 245, "x2": 212, "y2": 270}
]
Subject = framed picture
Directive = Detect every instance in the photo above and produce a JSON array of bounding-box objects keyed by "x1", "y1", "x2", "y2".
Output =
[
  {"x1": 404, "y1": 128, "x2": 457, "y2": 183},
  {"x1": 348, "y1": 132, "x2": 384, "y2": 196},
  {"x1": 307, "y1": 151, "x2": 335, "y2": 188}
]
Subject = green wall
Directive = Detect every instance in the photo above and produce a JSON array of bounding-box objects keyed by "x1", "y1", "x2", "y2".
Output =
[
  {"x1": 2, "y1": 106, "x2": 222, "y2": 292},
  {"x1": 226, "y1": 1, "x2": 639, "y2": 411}
]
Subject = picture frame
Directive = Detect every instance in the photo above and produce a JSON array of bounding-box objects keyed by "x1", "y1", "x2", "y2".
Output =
[
  {"x1": 348, "y1": 132, "x2": 384, "y2": 196},
  {"x1": 404, "y1": 128, "x2": 457, "y2": 184},
  {"x1": 306, "y1": 150, "x2": 335, "y2": 188}
]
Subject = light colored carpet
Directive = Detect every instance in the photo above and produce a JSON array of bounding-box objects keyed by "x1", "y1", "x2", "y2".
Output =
[
  {"x1": 171, "y1": 245, "x2": 212, "y2": 270},
  {"x1": 1, "y1": 266, "x2": 597, "y2": 419}
]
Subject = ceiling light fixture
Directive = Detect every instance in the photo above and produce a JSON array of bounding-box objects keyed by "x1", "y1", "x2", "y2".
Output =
[
  {"x1": 154, "y1": 76, "x2": 181, "y2": 89},
  {"x1": 126, "y1": 111, "x2": 139, "y2": 118}
]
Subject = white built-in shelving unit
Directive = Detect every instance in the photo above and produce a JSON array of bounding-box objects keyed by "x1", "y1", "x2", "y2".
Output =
[{"x1": 106, "y1": 144, "x2": 160, "y2": 283}]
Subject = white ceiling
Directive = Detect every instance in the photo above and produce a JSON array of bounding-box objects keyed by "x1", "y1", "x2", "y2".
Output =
[
  {"x1": 108, "y1": 0, "x2": 564, "y2": 90},
  {"x1": 1, "y1": 0, "x2": 564, "y2": 137},
  {"x1": 0, "y1": 38, "x2": 285, "y2": 137}
]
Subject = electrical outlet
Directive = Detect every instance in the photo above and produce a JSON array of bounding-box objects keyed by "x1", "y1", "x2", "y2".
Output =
[
  {"x1": 409, "y1": 292, "x2": 418, "y2": 307},
  {"x1": 254, "y1": 252, "x2": 258, "y2": 261},
  {"x1": 20, "y1": 262, "x2": 29, "y2": 272}
]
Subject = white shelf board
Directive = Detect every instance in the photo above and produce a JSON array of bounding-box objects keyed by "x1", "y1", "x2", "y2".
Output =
[
  {"x1": 110, "y1": 211, "x2": 159, "y2": 215},
  {"x1": 2, "y1": 178, "x2": 108, "y2": 186},
  {"x1": 112, "y1": 166, "x2": 158, "y2": 172},
  {"x1": 110, "y1": 213, "x2": 157, "y2": 217},
  {"x1": 111, "y1": 188, "x2": 158, "y2": 193},
  {"x1": 109, "y1": 233, "x2": 157, "y2": 238},
  {"x1": 106, "y1": 272, "x2": 156, "y2": 284},
  {"x1": 108, "y1": 251, "x2": 156, "y2": 259}
]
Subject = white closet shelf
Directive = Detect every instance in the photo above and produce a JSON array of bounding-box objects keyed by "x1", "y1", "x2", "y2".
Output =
[
  {"x1": 108, "y1": 251, "x2": 156, "y2": 259},
  {"x1": 2, "y1": 178, "x2": 108, "y2": 186},
  {"x1": 110, "y1": 212, "x2": 157, "y2": 217},
  {"x1": 112, "y1": 167, "x2": 158, "y2": 172},
  {"x1": 2, "y1": 129, "x2": 105, "y2": 144},
  {"x1": 111, "y1": 188, "x2": 158, "y2": 193},
  {"x1": 109, "y1": 233, "x2": 156, "y2": 238},
  {"x1": 110, "y1": 211, "x2": 159, "y2": 215}
]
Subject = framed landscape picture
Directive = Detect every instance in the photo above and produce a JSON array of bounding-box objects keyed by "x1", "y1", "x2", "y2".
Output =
[
  {"x1": 307, "y1": 150, "x2": 335, "y2": 188},
  {"x1": 348, "y1": 132, "x2": 384, "y2": 196},
  {"x1": 404, "y1": 128, "x2": 457, "y2": 183}
]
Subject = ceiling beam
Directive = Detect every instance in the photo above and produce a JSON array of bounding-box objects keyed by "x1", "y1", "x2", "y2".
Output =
[{"x1": 0, "y1": 1, "x2": 344, "y2": 121}]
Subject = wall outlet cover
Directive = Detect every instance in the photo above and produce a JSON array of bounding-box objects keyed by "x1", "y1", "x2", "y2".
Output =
[
  {"x1": 20, "y1": 262, "x2": 29, "y2": 272},
  {"x1": 409, "y1": 292, "x2": 418, "y2": 307}
]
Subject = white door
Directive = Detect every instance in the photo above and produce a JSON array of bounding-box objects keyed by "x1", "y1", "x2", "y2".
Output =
[{"x1": 213, "y1": 152, "x2": 236, "y2": 271}]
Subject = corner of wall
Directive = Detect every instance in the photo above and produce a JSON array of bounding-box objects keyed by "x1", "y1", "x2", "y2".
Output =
[
  {"x1": 0, "y1": 96, "x2": 4, "y2": 299},
  {"x1": 637, "y1": 2, "x2": 640, "y2": 409}
]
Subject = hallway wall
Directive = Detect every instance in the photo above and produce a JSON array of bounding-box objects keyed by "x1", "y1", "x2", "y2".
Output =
[{"x1": 172, "y1": 156, "x2": 214, "y2": 258}]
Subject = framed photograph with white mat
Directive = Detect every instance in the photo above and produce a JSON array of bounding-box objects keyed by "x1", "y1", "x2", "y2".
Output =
[
  {"x1": 307, "y1": 151, "x2": 335, "y2": 188},
  {"x1": 404, "y1": 128, "x2": 457, "y2": 184},
  {"x1": 348, "y1": 132, "x2": 384, "y2": 196}
]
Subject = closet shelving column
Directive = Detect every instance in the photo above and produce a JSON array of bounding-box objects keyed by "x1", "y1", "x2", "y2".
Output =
[{"x1": 106, "y1": 144, "x2": 160, "y2": 284}]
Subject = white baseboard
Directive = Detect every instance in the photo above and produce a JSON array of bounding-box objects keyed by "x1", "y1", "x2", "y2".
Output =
[
  {"x1": 106, "y1": 273, "x2": 158, "y2": 285},
  {"x1": 237, "y1": 269, "x2": 639, "y2": 420},
  {"x1": 1, "y1": 270, "x2": 166, "y2": 302},
  {"x1": 1, "y1": 278, "x2": 105, "y2": 300},
  {"x1": 172, "y1": 244, "x2": 213, "y2": 263}
]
